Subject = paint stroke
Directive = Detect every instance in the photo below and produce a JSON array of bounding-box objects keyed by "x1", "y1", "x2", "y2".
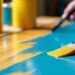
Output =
[{"x1": 0, "y1": 51, "x2": 42, "y2": 70}]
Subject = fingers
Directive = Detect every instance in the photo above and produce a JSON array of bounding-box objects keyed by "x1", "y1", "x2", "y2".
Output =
[
  {"x1": 70, "y1": 12, "x2": 75, "y2": 21},
  {"x1": 62, "y1": 1, "x2": 75, "y2": 19}
]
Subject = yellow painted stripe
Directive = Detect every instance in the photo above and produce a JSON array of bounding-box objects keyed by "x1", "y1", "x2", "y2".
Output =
[
  {"x1": 6, "y1": 72, "x2": 31, "y2": 75},
  {"x1": 0, "y1": 42, "x2": 35, "y2": 62},
  {"x1": 0, "y1": 52, "x2": 42, "y2": 70},
  {"x1": 0, "y1": 42, "x2": 35, "y2": 52}
]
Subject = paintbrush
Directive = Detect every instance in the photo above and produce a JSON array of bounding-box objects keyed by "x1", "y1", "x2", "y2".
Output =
[
  {"x1": 47, "y1": 42, "x2": 75, "y2": 57},
  {"x1": 53, "y1": 18, "x2": 66, "y2": 31},
  {"x1": 53, "y1": 9, "x2": 75, "y2": 31}
]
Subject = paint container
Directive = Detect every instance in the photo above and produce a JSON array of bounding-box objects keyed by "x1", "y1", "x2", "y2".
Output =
[
  {"x1": 0, "y1": 0, "x2": 2, "y2": 33},
  {"x1": 12, "y1": 0, "x2": 37, "y2": 32},
  {"x1": 3, "y1": 2, "x2": 12, "y2": 26}
]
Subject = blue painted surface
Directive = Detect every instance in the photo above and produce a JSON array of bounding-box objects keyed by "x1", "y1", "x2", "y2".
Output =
[{"x1": 1, "y1": 22, "x2": 75, "y2": 75}]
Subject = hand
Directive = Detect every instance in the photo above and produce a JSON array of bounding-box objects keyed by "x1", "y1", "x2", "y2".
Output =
[{"x1": 62, "y1": 0, "x2": 75, "y2": 20}]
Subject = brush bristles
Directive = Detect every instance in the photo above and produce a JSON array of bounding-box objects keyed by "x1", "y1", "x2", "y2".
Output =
[{"x1": 47, "y1": 45, "x2": 75, "y2": 57}]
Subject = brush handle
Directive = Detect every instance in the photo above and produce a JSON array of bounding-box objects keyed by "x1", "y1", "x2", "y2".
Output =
[{"x1": 53, "y1": 18, "x2": 66, "y2": 31}]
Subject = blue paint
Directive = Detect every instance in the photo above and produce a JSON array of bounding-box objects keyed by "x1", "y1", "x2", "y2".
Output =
[
  {"x1": 1, "y1": 52, "x2": 75, "y2": 75},
  {"x1": 32, "y1": 53, "x2": 75, "y2": 75},
  {"x1": 1, "y1": 22, "x2": 75, "y2": 75},
  {"x1": 3, "y1": 3, "x2": 12, "y2": 26},
  {"x1": 0, "y1": 61, "x2": 28, "y2": 75},
  {"x1": 20, "y1": 21, "x2": 75, "y2": 53}
]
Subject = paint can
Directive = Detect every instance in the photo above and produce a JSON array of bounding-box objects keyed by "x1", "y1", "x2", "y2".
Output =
[
  {"x1": 3, "y1": 2, "x2": 12, "y2": 26},
  {"x1": 12, "y1": 0, "x2": 37, "y2": 32},
  {"x1": 0, "y1": 0, "x2": 2, "y2": 33}
]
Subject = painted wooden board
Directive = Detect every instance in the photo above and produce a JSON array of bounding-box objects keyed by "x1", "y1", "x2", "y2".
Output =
[{"x1": 0, "y1": 22, "x2": 75, "y2": 75}]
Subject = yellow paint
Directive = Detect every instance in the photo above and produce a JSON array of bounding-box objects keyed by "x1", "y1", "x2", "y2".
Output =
[
  {"x1": 0, "y1": 30, "x2": 49, "y2": 46},
  {"x1": 12, "y1": 0, "x2": 37, "y2": 30},
  {"x1": 0, "y1": 42, "x2": 35, "y2": 62},
  {"x1": 0, "y1": 30, "x2": 49, "y2": 62},
  {"x1": 7, "y1": 72, "x2": 31, "y2": 75},
  {"x1": 0, "y1": 51, "x2": 42, "y2": 70},
  {"x1": 47, "y1": 46, "x2": 75, "y2": 57},
  {"x1": 11, "y1": 30, "x2": 50, "y2": 43},
  {"x1": 0, "y1": 30, "x2": 48, "y2": 70},
  {"x1": 0, "y1": 30, "x2": 49, "y2": 53},
  {"x1": 0, "y1": 0, "x2": 2, "y2": 33}
]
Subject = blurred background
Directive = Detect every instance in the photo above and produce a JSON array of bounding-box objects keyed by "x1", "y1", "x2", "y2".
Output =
[
  {"x1": 4, "y1": 0, "x2": 71, "y2": 16},
  {"x1": 38, "y1": 0, "x2": 71, "y2": 16}
]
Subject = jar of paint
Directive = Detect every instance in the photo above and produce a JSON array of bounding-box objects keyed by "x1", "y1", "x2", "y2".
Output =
[
  {"x1": 12, "y1": 0, "x2": 37, "y2": 32},
  {"x1": 3, "y1": 2, "x2": 12, "y2": 26}
]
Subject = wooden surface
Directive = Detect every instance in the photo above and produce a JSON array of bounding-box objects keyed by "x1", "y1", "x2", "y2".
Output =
[
  {"x1": 0, "y1": 17, "x2": 75, "y2": 75},
  {"x1": 0, "y1": 29, "x2": 49, "y2": 75},
  {"x1": 36, "y1": 16, "x2": 70, "y2": 29}
]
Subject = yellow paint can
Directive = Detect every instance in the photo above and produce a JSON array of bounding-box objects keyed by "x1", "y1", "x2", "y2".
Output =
[{"x1": 12, "y1": 0, "x2": 37, "y2": 32}]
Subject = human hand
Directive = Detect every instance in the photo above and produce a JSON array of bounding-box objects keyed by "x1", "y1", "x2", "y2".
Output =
[{"x1": 62, "y1": 0, "x2": 75, "y2": 20}]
